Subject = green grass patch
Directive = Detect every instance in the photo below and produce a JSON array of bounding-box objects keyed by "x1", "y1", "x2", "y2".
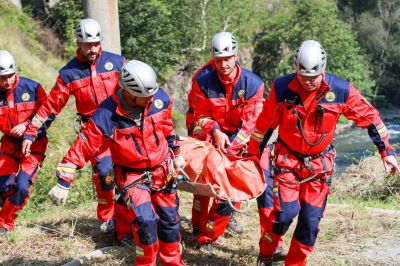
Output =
[
  {"x1": 328, "y1": 195, "x2": 400, "y2": 210},
  {"x1": 338, "y1": 115, "x2": 350, "y2": 124}
]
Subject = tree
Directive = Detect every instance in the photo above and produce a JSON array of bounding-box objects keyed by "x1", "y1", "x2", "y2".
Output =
[
  {"x1": 48, "y1": 0, "x2": 84, "y2": 57},
  {"x1": 118, "y1": 0, "x2": 267, "y2": 79},
  {"x1": 253, "y1": 0, "x2": 375, "y2": 97},
  {"x1": 339, "y1": 0, "x2": 400, "y2": 105}
]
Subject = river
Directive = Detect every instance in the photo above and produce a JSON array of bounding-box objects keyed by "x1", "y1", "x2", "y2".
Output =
[{"x1": 334, "y1": 116, "x2": 400, "y2": 173}]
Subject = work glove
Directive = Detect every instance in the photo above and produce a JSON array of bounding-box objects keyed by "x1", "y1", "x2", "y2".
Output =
[
  {"x1": 48, "y1": 184, "x2": 70, "y2": 206},
  {"x1": 173, "y1": 154, "x2": 186, "y2": 171}
]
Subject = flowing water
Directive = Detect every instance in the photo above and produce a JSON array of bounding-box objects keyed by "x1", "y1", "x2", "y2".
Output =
[{"x1": 334, "y1": 116, "x2": 400, "y2": 173}]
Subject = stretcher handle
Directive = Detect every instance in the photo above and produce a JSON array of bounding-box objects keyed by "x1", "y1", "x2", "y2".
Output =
[{"x1": 227, "y1": 198, "x2": 250, "y2": 213}]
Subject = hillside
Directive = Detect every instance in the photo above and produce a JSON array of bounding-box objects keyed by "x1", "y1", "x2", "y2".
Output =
[
  {"x1": 0, "y1": 1, "x2": 96, "y2": 218},
  {"x1": 0, "y1": 1, "x2": 399, "y2": 265}
]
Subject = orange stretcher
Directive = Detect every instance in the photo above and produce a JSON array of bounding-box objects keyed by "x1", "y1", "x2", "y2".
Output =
[{"x1": 177, "y1": 137, "x2": 267, "y2": 206}]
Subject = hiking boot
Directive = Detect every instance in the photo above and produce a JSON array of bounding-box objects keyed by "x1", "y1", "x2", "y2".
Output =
[
  {"x1": 198, "y1": 242, "x2": 214, "y2": 258},
  {"x1": 273, "y1": 245, "x2": 287, "y2": 261},
  {"x1": 0, "y1": 227, "x2": 9, "y2": 241},
  {"x1": 118, "y1": 236, "x2": 135, "y2": 247},
  {"x1": 227, "y1": 212, "x2": 244, "y2": 235},
  {"x1": 192, "y1": 228, "x2": 200, "y2": 237},
  {"x1": 179, "y1": 215, "x2": 190, "y2": 223},
  {"x1": 257, "y1": 253, "x2": 273, "y2": 266},
  {"x1": 100, "y1": 219, "x2": 115, "y2": 233}
]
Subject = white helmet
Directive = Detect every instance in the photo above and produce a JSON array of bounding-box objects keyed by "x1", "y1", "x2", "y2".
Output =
[
  {"x1": 211, "y1": 32, "x2": 238, "y2": 57},
  {"x1": 294, "y1": 40, "x2": 327, "y2": 77},
  {"x1": 119, "y1": 60, "x2": 159, "y2": 97},
  {"x1": 75, "y1": 18, "x2": 103, "y2": 43},
  {"x1": 0, "y1": 50, "x2": 16, "y2": 76}
]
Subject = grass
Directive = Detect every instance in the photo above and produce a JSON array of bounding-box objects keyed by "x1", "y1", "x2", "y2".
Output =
[
  {"x1": 1, "y1": 192, "x2": 400, "y2": 265},
  {"x1": 332, "y1": 154, "x2": 400, "y2": 207}
]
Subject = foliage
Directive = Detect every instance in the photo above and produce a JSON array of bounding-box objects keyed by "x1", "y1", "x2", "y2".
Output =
[
  {"x1": 338, "y1": 0, "x2": 400, "y2": 105},
  {"x1": 47, "y1": 0, "x2": 84, "y2": 58},
  {"x1": 338, "y1": 115, "x2": 350, "y2": 124},
  {"x1": 0, "y1": 1, "x2": 63, "y2": 89},
  {"x1": 119, "y1": 0, "x2": 267, "y2": 80},
  {"x1": 253, "y1": 0, "x2": 375, "y2": 97}
]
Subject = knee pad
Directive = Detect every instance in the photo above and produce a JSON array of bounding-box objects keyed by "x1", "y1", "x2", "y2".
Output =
[
  {"x1": 9, "y1": 185, "x2": 29, "y2": 206},
  {"x1": 272, "y1": 220, "x2": 291, "y2": 236},
  {"x1": 137, "y1": 216, "x2": 159, "y2": 245}
]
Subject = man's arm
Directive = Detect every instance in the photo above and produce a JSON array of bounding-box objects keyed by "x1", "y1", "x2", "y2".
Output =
[
  {"x1": 343, "y1": 84, "x2": 399, "y2": 174},
  {"x1": 192, "y1": 79, "x2": 220, "y2": 135},
  {"x1": 247, "y1": 84, "x2": 281, "y2": 157},
  {"x1": 22, "y1": 81, "x2": 63, "y2": 156},
  {"x1": 24, "y1": 76, "x2": 71, "y2": 141},
  {"x1": 227, "y1": 82, "x2": 265, "y2": 155},
  {"x1": 49, "y1": 117, "x2": 107, "y2": 205},
  {"x1": 191, "y1": 79, "x2": 232, "y2": 151}
]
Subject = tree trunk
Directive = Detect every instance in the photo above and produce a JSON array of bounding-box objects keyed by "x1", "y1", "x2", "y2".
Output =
[
  {"x1": 8, "y1": 0, "x2": 22, "y2": 9},
  {"x1": 83, "y1": 0, "x2": 121, "y2": 55}
]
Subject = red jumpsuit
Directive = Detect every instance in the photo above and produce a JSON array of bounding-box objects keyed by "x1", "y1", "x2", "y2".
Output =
[
  {"x1": 24, "y1": 49, "x2": 125, "y2": 223},
  {"x1": 59, "y1": 88, "x2": 184, "y2": 265},
  {"x1": 191, "y1": 64, "x2": 264, "y2": 245},
  {"x1": 0, "y1": 76, "x2": 51, "y2": 231},
  {"x1": 248, "y1": 73, "x2": 395, "y2": 265},
  {"x1": 186, "y1": 60, "x2": 215, "y2": 139}
]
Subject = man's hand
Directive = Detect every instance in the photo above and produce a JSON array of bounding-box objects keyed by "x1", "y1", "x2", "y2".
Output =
[
  {"x1": 48, "y1": 184, "x2": 70, "y2": 206},
  {"x1": 22, "y1": 139, "x2": 33, "y2": 157},
  {"x1": 173, "y1": 154, "x2": 186, "y2": 170},
  {"x1": 382, "y1": 155, "x2": 400, "y2": 175},
  {"x1": 10, "y1": 123, "x2": 26, "y2": 137},
  {"x1": 213, "y1": 129, "x2": 230, "y2": 153}
]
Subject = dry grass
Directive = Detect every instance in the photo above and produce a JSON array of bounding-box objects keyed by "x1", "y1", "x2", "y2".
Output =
[
  {"x1": 332, "y1": 155, "x2": 400, "y2": 206},
  {"x1": 1, "y1": 193, "x2": 400, "y2": 265}
]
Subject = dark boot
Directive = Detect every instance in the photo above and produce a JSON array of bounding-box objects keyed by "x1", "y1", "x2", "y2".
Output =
[
  {"x1": 100, "y1": 218, "x2": 115, "y2": 233},
  {"x1": 257, "y1": 253, "x2": 273, "y2": 266}
]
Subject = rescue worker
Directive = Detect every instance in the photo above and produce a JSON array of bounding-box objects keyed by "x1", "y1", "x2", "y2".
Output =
[
  {"x1": 35, "y1": 60, "x2": 185, "y2": 265},
  {"x1": 187, "y1": 58, "x2": 244, "y2": 236},
  {"x1": 0, "y1": 50, "x2": 53, "y2": 239},
  {"x1": 190, "y1": 32, "x2": 265, "y2": 253},
  {"x1": 248, "y1": 40, "x2": 400, "y2": 265},
  {"x1": 22, "y1": 18, "x2": 125, "y2": 232}
]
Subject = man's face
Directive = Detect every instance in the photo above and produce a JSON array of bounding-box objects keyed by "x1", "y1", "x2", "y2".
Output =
[
  {"x1": 213, "y1": 55, "x2": 237, "y2": 76},
  {"x1": 296, "y1": 73, "x2": 324, "y2": 92},
  {"x1": 78, "y1": 41, "x2": 101, "y2": 62},
  {"x1": 0, "y1": 73, "x2": 16, "y2": 90},
  {"x1": 124, "y1": 89, "x2": 153, "y2": 107}
]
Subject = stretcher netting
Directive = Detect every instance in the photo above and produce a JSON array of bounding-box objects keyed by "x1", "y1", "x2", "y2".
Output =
[{"x1": 177, "y1": 137, "x2": 267, "y2": 202}]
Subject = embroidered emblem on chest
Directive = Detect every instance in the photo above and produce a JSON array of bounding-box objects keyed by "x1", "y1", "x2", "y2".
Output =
[
  {"x1": 154, "y1": 99, "x2": 164, "y2": 109},
  {"x1": 104, "y1": 62, "x2": 114, "y2": 71},
  {"x1": 325, "y1": 92, "x2": 336, "y2": 102},
  {"x1": 21, "y1": 93, "x2": 30, "y2": 102}
]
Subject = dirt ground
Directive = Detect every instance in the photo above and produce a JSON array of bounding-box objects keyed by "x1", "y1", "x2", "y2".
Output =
[{"x1": 1, "y1": 193, "x2": 400, "y2": 266}]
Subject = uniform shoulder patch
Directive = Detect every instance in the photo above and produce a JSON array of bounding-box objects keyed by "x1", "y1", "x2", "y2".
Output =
[
  {"x1": 154, "y1": 99, "x2": 164, "y2": 109},
  {"x1": 325, "y1": 92, "x2": 336, "y2": 102},
  {"x1": 104, "y1": 62, "x2": 114, "y2": 71},
  {"x1": 21, "y1": 92, "x2": 30, "y2": 102}
]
